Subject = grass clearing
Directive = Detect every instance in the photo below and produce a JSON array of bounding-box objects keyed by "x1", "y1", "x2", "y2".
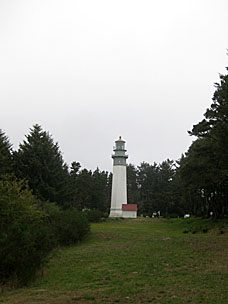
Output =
[{"x1": 1, "y1": 218, "x2": 228, "y2": 303}]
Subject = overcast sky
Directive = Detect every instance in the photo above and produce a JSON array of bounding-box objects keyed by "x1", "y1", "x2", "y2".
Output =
[{"x1": 0, "y1": 0, "x2": 227, "y2": 172}]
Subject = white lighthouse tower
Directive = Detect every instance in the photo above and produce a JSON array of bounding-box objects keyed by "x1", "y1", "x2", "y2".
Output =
[{"x1": 109, "y1": 136, "x2": 128, "y2": 217}]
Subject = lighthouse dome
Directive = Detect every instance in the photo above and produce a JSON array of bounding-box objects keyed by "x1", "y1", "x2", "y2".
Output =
[{"x1": 116, "y1": 136, "x2": 125, "y2": 142}]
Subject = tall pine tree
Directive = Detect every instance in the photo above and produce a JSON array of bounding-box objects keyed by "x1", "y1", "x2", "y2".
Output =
[
  {"x1": 183, "y1": 64, "x2": 228, "y2": 218},
  {"x1": 0, "y1": 129, "x2": 13, "y2": 176},
  {"x1": 13, "y1": 124, "x2": 70, "y2": 206}
]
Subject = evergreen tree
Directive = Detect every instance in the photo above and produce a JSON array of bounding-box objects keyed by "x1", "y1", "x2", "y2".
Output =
[
  {"x1": 179, "y1": 136, "x2": 227, "y2": 218},
  {"x1": 189, "y1": 66, "x2": 228, "y2": 174},
  {"x1": 127, "y1": 164, "x2": 139, "y2": 204},
  {"x1": 106, "y1": 172, "x2": 112, "y2": 212},
  {"x1": 137, "y1": 162, "x2": 159, "y2": 216},
  {"x1": 74, "y1": 167, "x2": 110, "y2": 212},
  {"x1": 136, "y1": 160, "x2": 181, "y2": 217},
  {"x1": 13, "y1": 124, "x2": 69, "y2": 206},
  {"x1": 68, "y1": 161, "x2": 81, "y2": 209},
  {"x1": 181, "y1": 63, "x2": 228, "y2": 218},
  {"x1": 156, "y1": 159, "x2": 176, "y2": 216},
  {"x1": 91, "y1": 168, "x2": 109, "y2": 212},
  {"x1": 167, "y1": 164, "x2": 185, "y2": 217},
  {"x1": 0, "y1": 129, "x2": 13, "y2": 176},
  {"x1": 75, "y1": 168, "x2": 93, "y2": 210},
  {"x1": 70, "y1": 161, "x2": 81, "y2": 177}
]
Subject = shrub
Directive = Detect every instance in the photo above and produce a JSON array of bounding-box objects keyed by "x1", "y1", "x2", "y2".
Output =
[
  {"x1": 83, "y1": 209, "x2": 105, "y2": 223},
  {"x1": 41, "y1": 202, "x2": 90, "y2": 247},
  {"x1": 0, "y1": 176, "x2": 54, "y2": 286},
  {"x1": 183, "y1": 229, "x2": 189, "y2": 234},
  {"x1": 51, "y1": 209, "x2": 90, "y2": 246},
  {"x1": 0, "y1": 177, "x2": 90, "y2": 285}
]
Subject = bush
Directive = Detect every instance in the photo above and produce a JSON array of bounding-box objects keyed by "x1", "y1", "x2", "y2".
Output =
[
  {"x1": 40, "y1": 202, "x2": 90, "y2": 246},
  {"x1": 0, "y1": 177, "x2": 90, "y2": 286},
  {"x1": 0, "y1": 176, "x2": 54, "y2": 286},
  {"x1": 51, "y1": 209, "x2": 90, "y2": 246},
  {"x1": 83, "y1": 209, "x2": 105, "y2": 223}
]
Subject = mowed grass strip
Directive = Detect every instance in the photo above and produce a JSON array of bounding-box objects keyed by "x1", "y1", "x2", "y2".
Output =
[{"x1": 1, "y1": 218, "x2": 228, "y2": 304}]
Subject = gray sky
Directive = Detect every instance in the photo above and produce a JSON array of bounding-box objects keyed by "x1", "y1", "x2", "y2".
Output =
[{"x1": 0, "y1": 0, "x2": 227, "y2": 172}]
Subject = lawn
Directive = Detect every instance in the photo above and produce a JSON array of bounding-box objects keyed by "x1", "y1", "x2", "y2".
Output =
[{"x1": 1, "y1": 218, "x2": 228, "y2": 303}]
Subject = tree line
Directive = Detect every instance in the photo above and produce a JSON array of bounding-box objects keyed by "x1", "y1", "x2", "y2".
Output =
[
  {"x1": 0, "y1": 62, "x2": 227, "y2": 285},
  {"x1": 1, "y1": 63, "x2": 228, "y2": 219},
  {"x1": 0, "y1": 125, "x2": 180, "y2": 217},
  {"x1": 127, "y1": 64, "x2": 228, "y2": 219},
  {"x1": 0, "y1": 124, "x2": 112, "y2": 213},
  {"x1": 178, "y1": 65, "x2": 228, "y2": 218}
]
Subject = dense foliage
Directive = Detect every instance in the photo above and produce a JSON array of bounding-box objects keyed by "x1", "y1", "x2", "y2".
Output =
[
  {"x1": 127, "y1": 160, "x2": 180, "y2": 217},
  {"x1": 10, "y1": 125, "x2": 111, "y2": 212},
  {"x1": 13, "y1": 124, "x2": 70, "y2": 207},
  {"x1": 0, "y1": 130, "x2": 13, "y2": 176},
  {"x1": 47, "y1": 207, "x2": 90, "y2": 246},
  {"x1": 0, "y1": 177, "x2": 90, "y2": 286},
  {"x1": 69, "y1": 167, "x2": 111, "y2": 212},
  {"x1": 0, "y1": 125, "x2": 184, "y2": 219},
  {"x1": 0, "y1": 177, "x2": 53, "y2": 285},
  {"x1": 179, "y1": 66, "x2": 228, "y2": 218},
  {"x1": 83, "y1": 209, "x2": 108, "y2": 223}
]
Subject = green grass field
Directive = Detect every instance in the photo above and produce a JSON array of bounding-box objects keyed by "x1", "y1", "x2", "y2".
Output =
[{"x1": 1, "y1": 218, "x2": 228, "y2": 304}]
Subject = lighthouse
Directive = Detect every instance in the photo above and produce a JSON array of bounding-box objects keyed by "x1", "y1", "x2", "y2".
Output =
[{"x1": 109, "y1": 136, "x2": 128, "y2": 217}]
